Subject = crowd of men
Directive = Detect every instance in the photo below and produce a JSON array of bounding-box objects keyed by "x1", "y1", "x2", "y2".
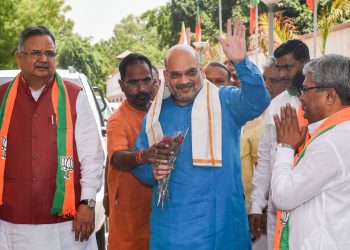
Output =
[{"x1": 1, "y1": 16, "x2": 350, "y2": 250}]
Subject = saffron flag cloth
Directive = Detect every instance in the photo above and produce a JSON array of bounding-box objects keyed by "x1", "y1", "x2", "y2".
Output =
[
  {"x1": 145, "y1": 81, "x2": 222, "y2": 167},
  {"x1": 0, "y1": 72, "x2": 76, "y2": 217},
  {"x1": 195, "y1": 6, "x2": 201, "y2": 50},
  {"x1": 250, "y1": 6, "x2": 257, "y2": 34},
  {"x1": 250, "y1": 0, "x2": 260, "y2": 34},
  {"x1": 273, "y1": 106, "x2": 350, "y2": 249},
  {"x1": 178, "y1": 22, "x2": 189, "y2": 45},
  {"x1": 306, "y1": 0, "x2": 314, "y2": 12}
]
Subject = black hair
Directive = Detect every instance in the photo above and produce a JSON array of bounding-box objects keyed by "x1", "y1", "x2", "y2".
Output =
[
  {"x1": 119, "y1": 53, "x2": 153, "y2": 81},
  {"x1": 18, "y1": 26, "x2": 55, "y2": 50},
  {"x1": 292, "y1": 70, "x2": 305, "y2": 93},
  {"x1": 273, "y1": 39, "x2": 310, "y2": 63},
  {"x1": 206, "y1": 61, "x2": 232, "y2": 81}
]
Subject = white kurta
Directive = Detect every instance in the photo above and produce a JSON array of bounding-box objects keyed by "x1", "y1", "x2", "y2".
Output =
[
  {"x1": 250, "y1": 90, "x2": 300, "y2": 249},
  {"x1": 272, "y1": 119, "x2": 350, "y2": 250},
  {"x1": 0, "y1": 86, "x2": 104, "y2": 250}
]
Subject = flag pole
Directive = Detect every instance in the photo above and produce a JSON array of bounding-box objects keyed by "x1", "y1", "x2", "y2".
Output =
[
  {"x1": 255, "y1": 3, "x2": 259, "y2": 65},
  {"x1": 312, "y1": 0, "x2": 318, "y2": 58},
  {"x1": 219, "y1": 0, "x2": 222, "y2": 35},
  {"x1": 219, "y1": 0, "x2": 223, "y2": 62}
]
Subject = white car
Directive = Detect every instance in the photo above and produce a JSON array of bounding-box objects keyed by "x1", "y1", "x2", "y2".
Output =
[
  {"x1": 109, "y1": 102, "x2": 121, "y2": 112},
  {"x1": 0, "y1": 68, "x2": 107, "y2": 250},
  {"x1": 96, "y1": 96, "x2": 113, "y2": 123}
]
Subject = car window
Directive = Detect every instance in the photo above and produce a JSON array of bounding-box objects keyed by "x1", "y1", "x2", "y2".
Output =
[
  {"x1": 0, "y1": 77, "x2": 14, "y2": 84},
  {"x1": 96, "y1": 98, "x2": 112, "y2": 121}
]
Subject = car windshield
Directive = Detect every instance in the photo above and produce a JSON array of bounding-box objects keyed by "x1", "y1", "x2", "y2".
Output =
[
  {"x1": 63, "y1": 78, "x2": 82, "y2": 87},
  {"x1": 96, "y1": 98, "x2": 112, "y2": 121},
  {"x1": 0, "y1": 77, "x2": 14, "y2": 84}
]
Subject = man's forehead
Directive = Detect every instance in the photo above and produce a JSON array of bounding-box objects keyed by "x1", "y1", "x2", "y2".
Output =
[
  {"x1": 125, "y1": 62, "x2": 151, "y2": 78},
  {"x1": 165, "y1": 46, "x2": 198, "y2": 69},
  {"x1": 303, "y1": 73, "x2": 314, "y2": 84},
  {"x1": 205, "y1": 66, "x2": 228, "y2": 76},
  {"x1": 275, "y1": 53, "x2": 298, "y2": 65},
  {"x1": 168, "y1": 66, "x2": 198, "y2": 73},
  {"x1": 23, "y1": 35, "x2": 54, "y2": 47},
  {"x1": 264, "y1": 67, "x2": 278, "y2": 74}
]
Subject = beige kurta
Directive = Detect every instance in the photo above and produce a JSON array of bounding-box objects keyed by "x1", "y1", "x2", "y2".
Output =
[{"x1": 240, "y1": 116, "x2": 264, "y2": 213}]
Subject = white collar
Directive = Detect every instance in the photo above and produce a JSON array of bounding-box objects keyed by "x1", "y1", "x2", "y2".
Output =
[
  {"x1": 29, "y1": 85, "x2": 46, "y2": 102},
  {"x1": 308, "y1": 118, "x2": 326, "y2": 136}
]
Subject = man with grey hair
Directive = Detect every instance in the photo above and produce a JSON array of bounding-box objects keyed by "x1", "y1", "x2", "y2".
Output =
[
  {"x1": 203, "y1": 61, "x2": 232, "y2": 87},
  {"x1": 271, "y1": 54, "x2": 350, "y2": 249},
  {"x1": 262, "y1": 57, "x2": 285, "y2": 99},
  {"x1": 242, "y1": 57, "x2": 283, "y2": 250}
]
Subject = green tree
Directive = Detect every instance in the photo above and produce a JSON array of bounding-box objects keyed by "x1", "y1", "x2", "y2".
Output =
[
  {"x1": 0, "y1": 0, "x2": 17, "y2": 68},
  {"x1": 318, "y1": 0, "x2": 350, "y2": 54},
  {"x1": 56, "y1": 33, "x2": 111, "y2": 91},
  {"x1": 110, "y1": 14, "x2": 167, "y2": 66},
  {"x1": 249, "y1": 12, "x2": 299, "y2": 55},
  {"x1": 275, "y1": 0, "x2": 315, "y2": 34},
  {"x1": 144, "y1": 0, "x2": 237, "y2": 49},
  {"x1": 142, "y1": 0, "x2": 350, "y2": 52},
  {"x1": 0, "y1": 0, "x2": 73, "y2": 69}
]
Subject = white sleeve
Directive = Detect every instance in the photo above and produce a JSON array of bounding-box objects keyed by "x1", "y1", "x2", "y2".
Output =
[
  {"x1": 75, "y1": 91, "x2": 104, "y2": 200},
  {"x1": 250, "y1": 109, "x2": 274, "y2": 214},
  {"x1": 271, "y1": 139, "x2": 341, "y2": 211}
]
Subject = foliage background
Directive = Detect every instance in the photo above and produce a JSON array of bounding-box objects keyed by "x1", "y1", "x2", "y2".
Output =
[{"x1": 1, "y1": 0, "x2": 349, "y2": 93}]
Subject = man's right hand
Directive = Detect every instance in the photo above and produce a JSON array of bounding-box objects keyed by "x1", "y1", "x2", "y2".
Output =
[
  {"x1": 249, "y1": 213, "x2": 264, "y2": 241},
  {"x1": 143, "y1": 142, "x2": 173, "y2": 164}
]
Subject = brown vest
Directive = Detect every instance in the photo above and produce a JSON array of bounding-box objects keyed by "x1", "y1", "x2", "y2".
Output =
[{"x1": 0, "y1": 77, "x2": 82, "y2": 224}]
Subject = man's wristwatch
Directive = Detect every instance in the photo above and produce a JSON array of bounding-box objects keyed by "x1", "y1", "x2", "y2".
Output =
[{"x1": 80, "y1": 199, "x2": 96, "y2": 208}]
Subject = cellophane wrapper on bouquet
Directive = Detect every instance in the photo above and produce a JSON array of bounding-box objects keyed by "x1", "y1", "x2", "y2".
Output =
[{"x1": 156, "y1": 129, "x2": 188, "y2": 209}]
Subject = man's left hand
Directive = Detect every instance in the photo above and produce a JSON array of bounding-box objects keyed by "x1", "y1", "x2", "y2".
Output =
[
  {"x1": 219, "y1": 17, "x2": 246, "y2": 64},
  {"x1": 72, "y1": 204, "x2": 95, "y2": 242},
  {"x1": 273, "y1": 103, "x2": 308, "y2": 150}
]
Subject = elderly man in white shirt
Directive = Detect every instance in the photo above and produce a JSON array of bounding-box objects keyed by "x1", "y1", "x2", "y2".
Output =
[
  {"x1": 249, "y1": 40, "x2": 310, "y2": 249},
  {"x1": 272, "y1": 54, "x2": 350, "y2": 250}
]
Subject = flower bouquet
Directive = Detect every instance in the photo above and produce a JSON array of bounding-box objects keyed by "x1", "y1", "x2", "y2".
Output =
[{"x1": 156, "y1": 129, "x2": 188, "y2": 208}]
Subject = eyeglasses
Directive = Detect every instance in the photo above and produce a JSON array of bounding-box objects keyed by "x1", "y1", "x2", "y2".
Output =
[
  {"x1": 300, "y1": 85, "x2": 327, "y2": 95},
  {"x1": 21, "y1": 50, "x2": 57, "y2": 58},
  {"x1": 124, "y1": 77, "x2": 154, "y2": 88},
  {"x1": 168, "y1": 68, "x2": 199, "y2": 80}
]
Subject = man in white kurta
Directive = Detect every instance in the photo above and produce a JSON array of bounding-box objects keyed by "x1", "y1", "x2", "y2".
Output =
[
  {"x1": 249, "y1": 40, "x2": 310, "y2": 249},
  {"x1": 271, "y1": 54, "x2": 350, "y2": 249}
]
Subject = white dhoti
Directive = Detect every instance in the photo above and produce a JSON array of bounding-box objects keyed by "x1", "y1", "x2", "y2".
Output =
[
  {"x1": 0, "y1": 219, "x2": 97, "y2": 250},
  {"x1": 253, "y1": 234, "x2": 267, "y2": 250}
]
